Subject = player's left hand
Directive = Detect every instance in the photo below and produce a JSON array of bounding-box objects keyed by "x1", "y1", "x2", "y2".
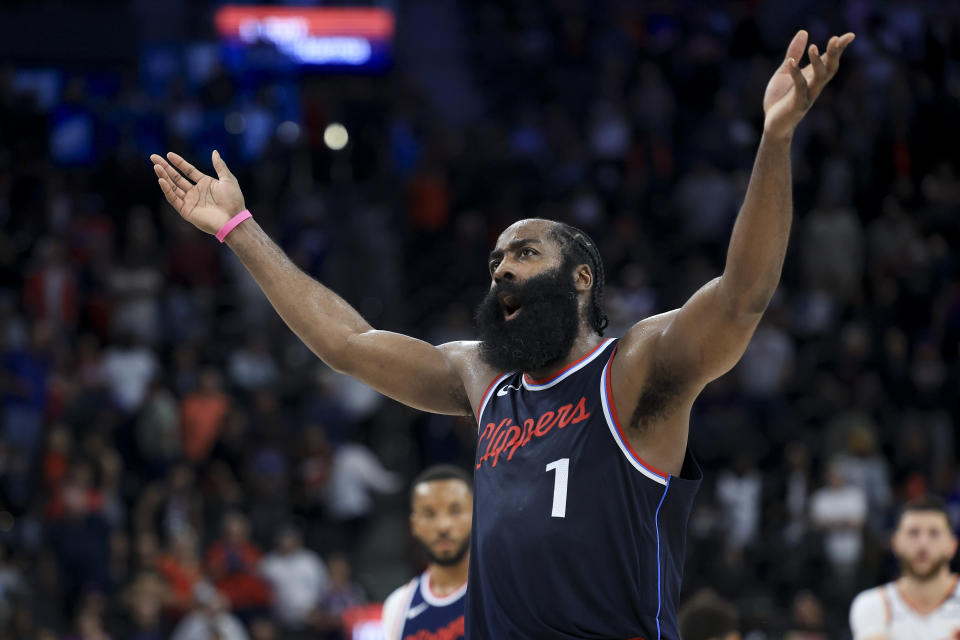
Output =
[{"x1": 763, "y1": 29, "x2": 855, "y2": 140}]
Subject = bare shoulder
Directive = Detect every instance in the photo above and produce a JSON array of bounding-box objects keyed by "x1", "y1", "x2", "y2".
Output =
[
  {"x1": 438, "y1": 341, "x2": 502, "y2": 413},
  {"x1": 614, "y1": 310, "x2": 686, "y2": 390},
  {"x1": 617, "y1": 310, "x2": 679, "y2": 359},
  {"x1": 611, "y1": 310, "x2": 695, "y2": 418}
]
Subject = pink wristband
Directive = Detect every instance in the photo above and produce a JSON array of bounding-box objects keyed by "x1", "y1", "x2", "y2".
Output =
[{"x1": 216, "y1": 209, "x2": 252, "y2": 243}]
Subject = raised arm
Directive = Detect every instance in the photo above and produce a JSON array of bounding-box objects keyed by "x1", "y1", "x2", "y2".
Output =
[
  {"x1": 151, "y1": 151, "x2": 478, "y2": 416},
  {"x1": 621, "y1": 30, "x2": 855, "y2": 392}
]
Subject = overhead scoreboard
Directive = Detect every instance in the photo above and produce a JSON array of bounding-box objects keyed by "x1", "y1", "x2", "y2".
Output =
[{"x1": 214, "y1": 6, "x2": 395, "y2": 72}]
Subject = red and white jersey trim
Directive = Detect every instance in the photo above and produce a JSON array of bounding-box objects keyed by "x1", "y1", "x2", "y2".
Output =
[
  {"x1": 521, "y1": 339, "x2": 616, "y2": 390},
  {"x1": 421, "y1": 570, "x2": 468, "y2": 607},
  {"x1": 600, "y1": 348, "x2": 669, "y2": 487},
  {"x1": 476, "y1": 372, "x2": 511, "y2": 426}
]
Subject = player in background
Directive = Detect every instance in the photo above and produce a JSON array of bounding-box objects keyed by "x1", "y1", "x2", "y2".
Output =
[
  {"x1": 151, "y1": 29, "x2": 854, "y2": 639},
  {"x1": 849, "y1": 496, "x2": 960, "y2": 640},
  {"x1": 381, "y1": 466, "x2": 471, "y2": 640}
]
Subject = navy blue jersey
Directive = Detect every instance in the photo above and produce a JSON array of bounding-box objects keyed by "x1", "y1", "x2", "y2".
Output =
[
  {"x1": 382, "y1": 571, "x2": 466, "y2": 640},
  {"x1": 466, "y1": 338, "x2": 702, "y2": 640}
]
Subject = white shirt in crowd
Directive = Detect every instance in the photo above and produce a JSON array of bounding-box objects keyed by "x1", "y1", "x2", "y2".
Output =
[
  {"x1": 849, "y1": 578, "x2": 960, "y2": 640},
  {"x1": 324, "y1": 443, "x2": 402, "y2": 520},
  {"x1": 101, "y1": 345, "x2": 157, "y2": 412},
  {"x1": 171, "y1": 611, "x2": 250, "y2": 640},
  {"x1": 716, "y1": 468, "x2": 763, "y2": 549},
  {"x1": 809, "y1": 484, "x2": 867, "y2": 568},
  {"x1": 260, "y1": 548, "x2": 330, "y2": 627}
]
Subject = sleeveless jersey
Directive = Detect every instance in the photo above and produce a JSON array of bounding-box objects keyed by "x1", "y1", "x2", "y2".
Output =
[
  {"x1": 849, "y1": 577, "x2": 960, "y2": 639},
  {"x1": 381, "y1": 570, "x2": 467, "y2": 640},
  {"x1": 466, "y1": 338, "x2": 702, "y2": 639}
]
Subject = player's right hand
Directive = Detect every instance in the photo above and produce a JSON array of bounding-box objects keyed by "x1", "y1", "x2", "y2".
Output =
[{"x1": 151, "y1": 150, "x2": 246, "y2": 236}]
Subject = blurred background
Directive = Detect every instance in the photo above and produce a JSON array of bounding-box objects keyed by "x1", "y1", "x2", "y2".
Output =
[{"x1": 1, "y1": 0, "x2": 959, "y2": 638}]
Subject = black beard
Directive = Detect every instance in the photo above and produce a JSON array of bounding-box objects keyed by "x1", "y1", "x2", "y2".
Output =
[
  {"x1": 474, "y1": 262, "x2": 581, "y2": 373},
  {"x1": 897, "y1": 554, "x2": 951, "y2": 581},
  {"x1": 422, "y1": 536, "x2": 471, "y2": 567}
]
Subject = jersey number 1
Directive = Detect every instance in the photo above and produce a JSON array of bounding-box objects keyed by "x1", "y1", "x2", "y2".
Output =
[{"x1": 546, "y1": 458, "x2": 569, "y2": 518}]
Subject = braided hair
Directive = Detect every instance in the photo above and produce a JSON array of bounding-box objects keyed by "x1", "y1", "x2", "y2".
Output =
[{"x1": 549, "y1": 222, "x2": 609, "y2": 336}]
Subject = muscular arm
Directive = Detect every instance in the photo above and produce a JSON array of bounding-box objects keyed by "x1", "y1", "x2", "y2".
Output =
[
  {"x1": 225, "y1": 221, "x2": 473, "y2": 415},
  {"x1": 608, "y1": 31, "x2": 853, "y2": 473},
  {"x1": 641, "y1": 133, "x2": 793, "y2": 390},
  {"x1": 151, "y1": 152, "x2": 482, "y2": 417},
  {"x1": 621, "y1": 31, "x2": 854, "y2": 392}
]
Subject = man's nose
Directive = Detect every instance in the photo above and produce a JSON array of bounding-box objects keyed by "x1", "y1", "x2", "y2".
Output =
[{"x1": 492, "y1": 260, "x2": 516, "y2": 283}]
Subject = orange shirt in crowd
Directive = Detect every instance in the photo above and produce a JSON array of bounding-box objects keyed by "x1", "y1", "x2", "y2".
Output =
[
  {"x1": 156, "y1": 553, "x2": 203, "y2": 619},
  {"x1": 180, "y1": 392, "x2": 230, "y2": 462}
]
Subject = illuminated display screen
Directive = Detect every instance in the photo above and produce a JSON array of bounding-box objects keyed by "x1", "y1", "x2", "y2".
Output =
[{"x1": 214, "y1": 6, "x2": 394, "y2": 72}]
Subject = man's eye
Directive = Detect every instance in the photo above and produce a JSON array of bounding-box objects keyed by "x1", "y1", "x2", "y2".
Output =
[
  {"x1": 489, "y1": 260, "x2": 500, "y2": 272},
  {"x1": 520, "y1": 248, "x2": 536, "y2": 257}
]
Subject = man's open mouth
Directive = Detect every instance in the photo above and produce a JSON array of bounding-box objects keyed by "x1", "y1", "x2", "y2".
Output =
[{"x1": 498, "y1": 293, "x2": 522, "y2": 321}]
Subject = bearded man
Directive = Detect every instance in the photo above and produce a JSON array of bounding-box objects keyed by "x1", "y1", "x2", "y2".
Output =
[
  {"x1": 152, "y1": 29, "x2": 854, "y2": 640},
  {"x1": 849, "y1": 496, "x2": 960, "y2": 640}
]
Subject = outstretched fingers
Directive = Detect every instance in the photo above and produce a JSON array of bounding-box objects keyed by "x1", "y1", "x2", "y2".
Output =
[
  {"x1": 808, "y1": 44, "x2": 827, "y2": 80},
  {"x1": 157, "y1": 177, "x2": 185, "y2": 212},
  {"x1": 211, "y1": 150, "x2": 234, "y2": 181},
  {"x1": 786, "y1": 57, "x2": 809, "y2": 103},
  {"x1": 152, "y1": 154, "x2": 194, "y2": 194},
  {"x1": 153, "y1": 161, "x2": 189, "y2": 198},
  {"x1": 784, "y1": 29, "x2": 809, "y2": 65},
  {"x1": 167, "y1": 152, "x2": 208, "y2": 183},
  {"x1": 822, "y1": 33, "x2": 856, "y2": 73}
]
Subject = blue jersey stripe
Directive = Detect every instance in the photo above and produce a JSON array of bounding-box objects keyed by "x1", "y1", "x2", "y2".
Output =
[{"x1": 654, "y1": 477, "x2": 671, "y2": 640}]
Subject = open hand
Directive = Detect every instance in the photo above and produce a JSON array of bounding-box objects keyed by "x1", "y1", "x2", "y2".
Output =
[
  {"x1": 151, "y1": 150, "x2": 246, "y2": 236},
  {"x1": 763, "y1": 30, "x2": 855, "y2": 140}
]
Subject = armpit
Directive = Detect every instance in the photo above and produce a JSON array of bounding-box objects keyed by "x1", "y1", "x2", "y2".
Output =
[{"x1": 628, "y1": 364, "x2": 685, "y2": 432}]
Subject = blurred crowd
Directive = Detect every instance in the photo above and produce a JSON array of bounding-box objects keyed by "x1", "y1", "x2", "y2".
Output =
[{"x1": 1, "y1": 0, "x2": 960, "y2": 638}]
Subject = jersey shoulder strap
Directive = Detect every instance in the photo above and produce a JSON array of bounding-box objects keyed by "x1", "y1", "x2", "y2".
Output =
[{"x1": 381, "y1": 576, "x2": 419, "y2": 640}]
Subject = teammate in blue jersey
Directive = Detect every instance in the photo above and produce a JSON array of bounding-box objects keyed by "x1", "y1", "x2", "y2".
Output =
[
  {"x1": 382, "y1": 465, "x2": 472, "y2": 640},
  {"x1": 152, "y1": 29, "x2": 854, "y2": 639}
]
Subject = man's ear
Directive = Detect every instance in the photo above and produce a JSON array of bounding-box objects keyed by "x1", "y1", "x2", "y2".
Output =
[{"x1": 575, "y1": 264, "x2": 593, "y2": 291}]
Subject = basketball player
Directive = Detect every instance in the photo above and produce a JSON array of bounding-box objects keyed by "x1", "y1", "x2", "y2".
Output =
[
  {"x1": 849, "y1": 496, "x2": 960, "y2": 639},
  {"x1": 381, "y1": 465, "x2": 472, "y2": 640},
  {"x1": 152, "y1": 29, "x2": 854, "y2": 639}
]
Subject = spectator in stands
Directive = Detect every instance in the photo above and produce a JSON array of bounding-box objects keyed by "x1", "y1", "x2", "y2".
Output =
[
  {"x1": 170, "y1": 582, "x2": 249, "y2": 640},
  {"x1": 678, "y1": 589, "x2": 740, "y2": 640},
  {"x1": 323, "y1": 439, "x2": 402, "y2": 553},
  {"x1": 259, "y1": 524, "x2": 329, "y2": 632},
  {"x1": 115, "y1": 572, "x2": 167, "y2": 640},
  {"x1": 809, "y1": 462, "x2": 868, "y2": 590},
  {"x1": 784, "y1": 590, "x2": 829, "y2": 640},
  {"x1": 46, "y1": 480, "x2": 111, "y2": 615},
  {"x1": 156, "y1": 528, "x2": 203, "y2": 622},
  {"x1": 205, "y1": 512, "x2": 270, "y2": 621},
  {"x1": 312, "y1": 554, "x2": 365, "y2": 640},
  {"x1": 180, "y1": 368, "x2": 230, "y2": 464},
  {"x1": 100, "y1": 331, "x2": 157, "y2": 415}
]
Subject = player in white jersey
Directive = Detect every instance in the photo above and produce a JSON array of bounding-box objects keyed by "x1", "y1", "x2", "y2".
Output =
[
  {"x1": 381, "y1": 465, "x2": 472, "y2": 640},
  {"x1": 849, "y1": 496, "x2": 960, "y2": 640}
]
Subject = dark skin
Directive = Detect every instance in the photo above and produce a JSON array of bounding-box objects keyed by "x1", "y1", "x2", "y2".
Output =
[
  {"x1": 410, "y1": 479, "x2": 472, "y2": 596},
  {"x1": 151, "y1": 30, "x2": 853, "y2": 476}
]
